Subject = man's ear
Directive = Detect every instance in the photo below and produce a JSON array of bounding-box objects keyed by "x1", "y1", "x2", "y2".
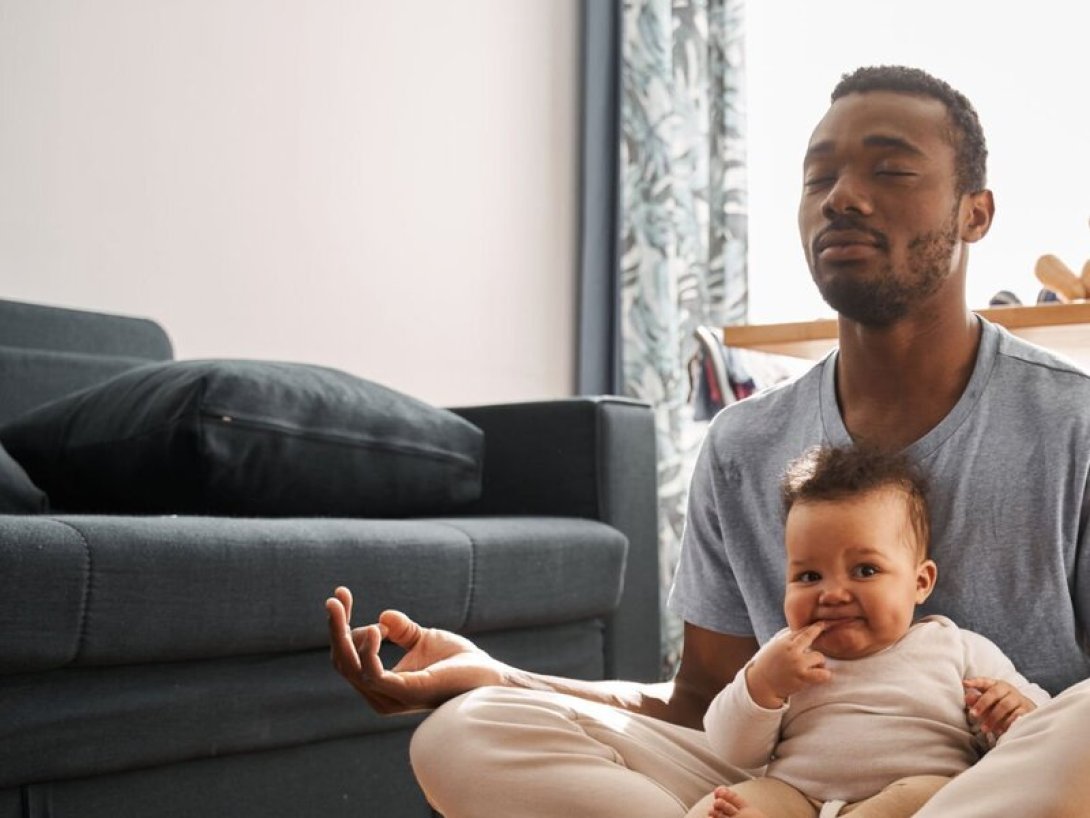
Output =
[
  {"x1": 916, "y1": 558, "x2": 938, "y2": 604},
  {"x1": 960, "y1": 189, "x2": 995, "y2": 244}
]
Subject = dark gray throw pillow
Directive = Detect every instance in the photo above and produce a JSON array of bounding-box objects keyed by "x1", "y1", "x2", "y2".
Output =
[
  {"x1": 0, "y1": 441, "x2": 48, "y2": 513},
  {"x1": 0, "y1": 360, "x2": 483, "y2": 517}
]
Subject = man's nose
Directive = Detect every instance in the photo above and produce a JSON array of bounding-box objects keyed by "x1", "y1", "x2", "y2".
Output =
[{"x1": 821, "y1": 173, "x2": 873, "y2": 219}]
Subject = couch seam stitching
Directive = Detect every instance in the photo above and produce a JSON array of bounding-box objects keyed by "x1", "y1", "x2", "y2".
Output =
[
  {"x1": 432, "y1": 521, "x2": 477, "y2": 632},
  {"x1": 197, "y1": 410, "x2": 481, "y2": 467},
  {"x1": 48, "y1": 517, "x2": 94, "y2": 664}
]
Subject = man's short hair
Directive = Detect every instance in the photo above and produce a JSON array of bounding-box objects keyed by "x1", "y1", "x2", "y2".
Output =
[
  {"x1": 832, "y1": 65, "x2": 988, "y2": 196},
  {"x1": 782, "y1": 444, "x2": 931, "y2": 557}
]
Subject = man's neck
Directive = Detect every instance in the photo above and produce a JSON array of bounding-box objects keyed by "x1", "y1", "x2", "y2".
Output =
[{"x1": 835, "y1": 302, "x2": 981, "y2": 452}]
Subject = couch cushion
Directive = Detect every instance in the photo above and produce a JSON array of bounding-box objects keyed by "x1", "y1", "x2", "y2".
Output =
[
  {"x1": 0, "y1": 515, "x2": 627, "y2": 672},
  {"x1": 0, "y1": 298, "x2": 173, "y2": 360},
  {"x1": 0, "y1": 442, "x2": 47, "y2": 513},
  {"x1": 0, "y1": 345, "x2": 156, "y2": 425},
  {"x1": 434, "y1": 517, "x2": 627, "y2": 633},
  {"x1": 0, "y1": 619, "x2": 609, "y2": 791},
  {"x1": 10, "y1": 729, "x2": 436, "y2": 818},
  {"x1": 0, "y1": 359, "x2": 484, "y2": 517},
  {"x1": 0, "y1": 518, "x2": 88, "y2": 674}
]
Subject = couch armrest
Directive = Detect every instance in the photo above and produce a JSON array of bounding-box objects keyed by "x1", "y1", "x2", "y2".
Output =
[{"x1": 449, "y1": 397, "x2": 660, "y2": 682}]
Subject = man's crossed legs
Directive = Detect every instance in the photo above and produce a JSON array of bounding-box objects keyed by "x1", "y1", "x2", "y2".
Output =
[{"x1": 411, "y1": 679, "x2": 1090, "y2": 818}]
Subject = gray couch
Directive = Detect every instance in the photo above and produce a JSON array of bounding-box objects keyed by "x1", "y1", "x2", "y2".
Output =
[{"x1": 0, "y1": 298, "x2": 660, "y2": 818}]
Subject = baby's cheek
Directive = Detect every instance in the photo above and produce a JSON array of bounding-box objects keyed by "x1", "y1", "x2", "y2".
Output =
[{"x1": 782, "y1": 598, "x2": 811, "y2": 631}]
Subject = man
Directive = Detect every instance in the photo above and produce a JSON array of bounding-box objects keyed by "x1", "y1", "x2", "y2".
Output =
[{"x1": 327, "y1": 66, "x2": 1090, "y2": 817}]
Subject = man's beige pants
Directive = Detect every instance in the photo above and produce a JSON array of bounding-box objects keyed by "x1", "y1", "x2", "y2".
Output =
[{"x1": 410, "y1": 678, "x2": 1090, "y2": 818}]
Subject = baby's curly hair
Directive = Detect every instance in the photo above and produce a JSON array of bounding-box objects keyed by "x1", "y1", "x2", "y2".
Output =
[
  {"x1": 782, "y1": 444, "x2": 931, "y2": 558},
  {"x1": 832, "y1": 65, "x2": 988, "y2": 197}
]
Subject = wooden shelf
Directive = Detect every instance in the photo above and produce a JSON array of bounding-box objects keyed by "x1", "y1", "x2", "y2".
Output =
[{"x1": 722, "y1": 302, "x2": 1090, "y2": 367}]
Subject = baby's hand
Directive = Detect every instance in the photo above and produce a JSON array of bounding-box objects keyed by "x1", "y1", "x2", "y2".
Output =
[
  {"x1": 746, "y1": 622, "x2": 832, "y2": 708},
  {"x1": 964, "y1": 677, "x2": 1037, "y2": 738}
]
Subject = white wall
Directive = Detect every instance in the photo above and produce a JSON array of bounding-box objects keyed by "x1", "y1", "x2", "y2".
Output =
[{"x1": 0, "y1": 0, "x2": 579, "y2": 407}]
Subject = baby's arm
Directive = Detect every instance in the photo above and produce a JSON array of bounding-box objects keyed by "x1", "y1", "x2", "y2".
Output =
[
  {"x1": 961, "y1": 629, "x2": 1051, "y2": 744},
  {"x1": 703, "y1": 664, "x2": 783, "y2": 770},
  {"x1": 703, "y1": 624, "x2": 832, "y2": 770}
]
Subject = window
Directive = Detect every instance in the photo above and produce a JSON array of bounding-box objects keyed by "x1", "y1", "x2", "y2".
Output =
[{"x1": 746, "y1": 1, "x2": 1090, "y2": 324}]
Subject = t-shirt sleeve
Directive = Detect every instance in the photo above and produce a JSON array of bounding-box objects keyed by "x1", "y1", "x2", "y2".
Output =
[
  {"x1": 1076, "y1": 469, "x2": 1090, "y2": 662},
  {"x1": 666, "y1": 419, "x2": 755, "y2": 636}
]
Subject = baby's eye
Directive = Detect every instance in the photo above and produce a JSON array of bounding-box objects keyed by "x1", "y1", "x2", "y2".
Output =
[
  {"x1": 853, "y1": 564, "x2": 880, "y2": 578},
  {"x1": 794, "y1": 570, "x2": 821, "y2": 583}
]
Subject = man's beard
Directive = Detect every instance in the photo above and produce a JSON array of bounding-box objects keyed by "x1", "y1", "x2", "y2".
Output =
[{"x1": 810, "y1": 216, "x2": 959, "y2": 328}]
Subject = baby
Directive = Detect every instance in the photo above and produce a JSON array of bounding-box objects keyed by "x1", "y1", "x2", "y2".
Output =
[{"x1": 694, "y1": 445, "x2": 1050, "y2": 818}]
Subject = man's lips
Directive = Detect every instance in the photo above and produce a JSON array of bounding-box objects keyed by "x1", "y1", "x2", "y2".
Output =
[
  {"x1": 820, "y1": 245, "x2": 876, "y2": 262},
  {"x1": 814, "y1": 228, "x2": 887, "y2": 261}
]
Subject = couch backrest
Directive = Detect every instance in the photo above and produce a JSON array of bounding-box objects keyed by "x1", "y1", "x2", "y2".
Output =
[{"x1": 0, "y1": 299, "x2": 174, "y2": 424}]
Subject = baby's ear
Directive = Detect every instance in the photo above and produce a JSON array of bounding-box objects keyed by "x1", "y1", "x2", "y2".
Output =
[{"x1": 915, "y1": 559, "x2": 938, "y2": 603}]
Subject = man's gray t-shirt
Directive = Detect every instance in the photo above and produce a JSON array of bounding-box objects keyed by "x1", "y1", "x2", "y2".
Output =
[{"x1": 668, "y1": 317, "x2": 1090, "y2": 695}]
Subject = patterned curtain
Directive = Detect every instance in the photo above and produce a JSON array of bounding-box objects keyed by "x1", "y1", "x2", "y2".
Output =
[{"x1": 620, "y1": 0, "x2": 748, "y2": 676}]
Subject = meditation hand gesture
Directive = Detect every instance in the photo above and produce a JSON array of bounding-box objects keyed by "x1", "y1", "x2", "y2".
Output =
[
  {"x1": 963, "y1": 677, "x2": 1038, "y2": 739},
  {"x1": 325, "y1": 586, "x2": 509, "y2": 714},
  {"x1": 745, "y1": 622, "x2": 833, "y2": 708}
]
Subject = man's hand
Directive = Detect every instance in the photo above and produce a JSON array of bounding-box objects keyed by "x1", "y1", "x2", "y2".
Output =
[
  {"x1": 745, "y1": 622, "x2": 832, "y2": 708},
  {"x1": 964, "y1": 677, "x2": 1038, "y2": 738},
  {"x1": 325, "y1": 586, "x2": 509, "y2": 714}
]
